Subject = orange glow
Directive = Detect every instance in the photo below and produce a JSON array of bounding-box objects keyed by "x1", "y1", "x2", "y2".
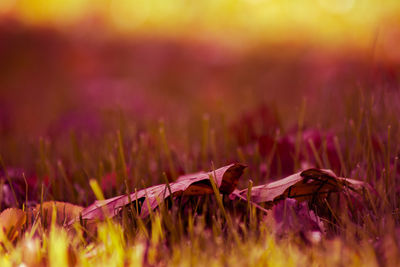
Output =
[{"x1": 0, "y1": 0, "x2": 399, "y2": 54}]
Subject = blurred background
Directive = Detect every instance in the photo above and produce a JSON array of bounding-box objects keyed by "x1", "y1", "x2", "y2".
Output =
[{"x1": 0, "y1": 0, "x2": 399, "y2": 181}]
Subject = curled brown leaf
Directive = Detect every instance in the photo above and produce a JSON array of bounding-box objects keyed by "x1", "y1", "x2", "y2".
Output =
[
  {"x1": 69, "y1": 163, "x2": 246, "y2": 224},
  {"x1": 232, "y1": 168, "x2": 367, "y2": 207}
]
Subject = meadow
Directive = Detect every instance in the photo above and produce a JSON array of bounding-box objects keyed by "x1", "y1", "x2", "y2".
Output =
[{"x1": 0, "y1": 2, "x2": 400, "y2": 266}]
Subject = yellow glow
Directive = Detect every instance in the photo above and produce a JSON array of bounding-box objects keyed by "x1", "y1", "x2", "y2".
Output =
[
  {"x1": 17, "y1": 0, "x2": 88, "y2": 25},
  {"x1": 317, "y1": 0, "x2": 356, "y2": 14},
  {"x1": 110, "y1": 0, "x2": 150, "y2": 32},
  {"x1": 0, "y1": 0, "x2": 16, "y2": 14},
  {"x1": 1, "y1": 0, "x2": 399, "y2": 50}
]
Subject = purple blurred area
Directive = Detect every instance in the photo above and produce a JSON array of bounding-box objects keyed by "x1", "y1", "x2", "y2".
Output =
[{"x1": 0, "y1": 21, "x2": 398, "y2": 169}]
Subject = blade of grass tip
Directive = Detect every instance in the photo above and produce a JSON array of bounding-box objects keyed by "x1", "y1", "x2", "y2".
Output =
[
  {"x1": 144, "y1": 191, "x2": 154, "y2": 219},
  {"x1": 39, "y1": 138, "x2": 55, "y2": 194},
  {"x1": 79, "y1": 212, "x2": 85, "y2": 232},
  {"x1": 161, "y1": 172, "x2": 174, "y2": 230},
  {"x1": 348, "y1": 119, "x2": 362, "y2": 166},
  {"x1": 379, "y1": 168, "x2": 391, "y2": 207},
  {"x1": 188, "y1": 209, "x2": 194, "y2": 239},
  {"x1": 51, "y1": 203, "x2": 57, "y2": 229},
  {"x1": 364, "y1": 213, "x2": 378, "y2": 238},
  {"x1": 0, "y1": 155, "x2": 19, "y2": 206},
  {"x1": 294, "y1": 98, "x2": 306, "y2": 170},
  {"x1": 97, "y1": 161, "x2": 105, "y2": 187},
  {"x1": 90, "y1": 179, "x2": 105, "y2": 202},
  {"x1": 159, "y1": 122, "x2": 177, "y2": 180},
  {"x1": 121, "y1": 205, "x2": 131, "y2": 236},
  {"x1": 386, "y1": 125, "x2": 391, "y2": 169},
  {"x1": 152, "y1": 196, "x2": 166, "y2": 239},
  {"x1": 134, "y1": 188, "x2": 149, "y2": 239},
  {"x1": 248, "y1": 190, "x2": 259, "y2": 232},
  {"x1": 236, "y1": 147, "x2": 246, "y2": 166},
  {"x1": 366, "y1": 117, "x2": 377, "y2": 180},
  {"x1": 57, "y1": 160, "x2": 74, "y2": 199},
  {"x1": 124, "y1": 179, "x2": 135, "y2": 223},
  {"x1": 210, "y1": 129, "x2": 219, "y2": 167},
  {"x1": 62, "y1": 205, "x2": 68, "y2": 225},
  {"x1": 265, "y1": 129, "x2": 280, "y2": 180},
  {"x1": 89, "y1": 179, "x2": 112, "y2": 225},
  {"x1": 117, "y1": 130, "x2": 128, "y2": 185},
  {"x1": 239, "y1": 220, "x2": 248, "y2": 241},
  {"x1": 0, "y1": 179, "x2": 3, "y2": 211},
  {"x1": 308, "y1": 139, "x2": 324, "y2": 168},
  {"x1": 201, "y1": 114, "x2": 210, "y2": 165},
  {"x1": 190, "y1": 197, "x2": 198, "y2": 216},
  {"x1": 70, "y1": 131, "x2": 83, "y2": 164},
  {"x1": 140, "y1": 179, "x2": 155, "y2": 220},
  {"x1": 365, "y1": 188, "x2": 378, "y2": 218},
  {"x1": 392, "y1": 156, "x2": 398, "y2": 207},
  {"x1": 385, "y1": 125, "x2": 392, "y2": 194},
  {"x1": 246, "y1": 180, "x2": 253, "y2": 225},
  {"x1": 232, "y1": 191, "x2": 269, "y2": 214},
  {"x1": 73, "y1": 222, "x2": 87, "y2": 246},
  {"x1": 210, "y1": 162, "x2": 240, "y2": 245},
  {"x1": 158, "y1": 197, "x2": 175, "y2": 238},
  {"x1": 176, "y1": 206, "x2": 184, "y2": 242},
  {"x1": 333, "y1": 136, "x2": 347, "y2": 176},
  {"x1": 253, "y1": 146, "x2": 261, "y2": 179},
  {"x1": 162, "y1": 172, "x2": 173, "y2": 198},
  {"x1": 22, "y1": 172, "x2": 28, "y2": 209},
  {"x1": 211, "y1": 214, "x2": 222, "y2": 237},
  {"x1": 323, "y1": 198, "x2": 342, "y2": 228},
  {"x1": 22, "y1": 204, "x2": 27, "y2": 233},
  {"x1": 40, "y1": 183, "x2": 44, "y2": 228},
  {"x1": 27, "y1": 215, "x2": 41, "y2": 240},
  {"x1": 209, "y1": 167, "x2": 226, "y2": 217},
  {"x1": 321, "y1": 138, "x2": 332, "y2": 170},
  {"x1": 142, "y1": 190, "x2": 157, "y2": 241},
  {"x1": 135, "y1": 188, "x2": 140, "y2": 217}
]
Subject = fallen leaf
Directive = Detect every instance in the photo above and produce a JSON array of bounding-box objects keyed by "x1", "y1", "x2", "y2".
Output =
[
  {"x1": 70, "y1": 163, "x2": 246, "y2": 224},
  {"x1": 0, "y1": 208, "x2": 26, "y2": 242},
  {"x1": 31, "y1": 201, "x2": 84, "y2": 227},
  {"x1": 232, "y1": 168, "x2": 366, "y2": 207}
]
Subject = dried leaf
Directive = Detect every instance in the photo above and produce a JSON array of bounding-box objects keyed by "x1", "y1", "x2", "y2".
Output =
[
  {"x1": 0, "y1": 208, "x2": 26, "y2": 242},
  {"x1": 32, "y1": 201, "x2": 84, "y2": 227},
  {"x1": 71, "y1": 163, "x2": 246, "y2": 224},
  {"x1": 233, "y1": 168, "x2": 366, "y2": 207}
]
